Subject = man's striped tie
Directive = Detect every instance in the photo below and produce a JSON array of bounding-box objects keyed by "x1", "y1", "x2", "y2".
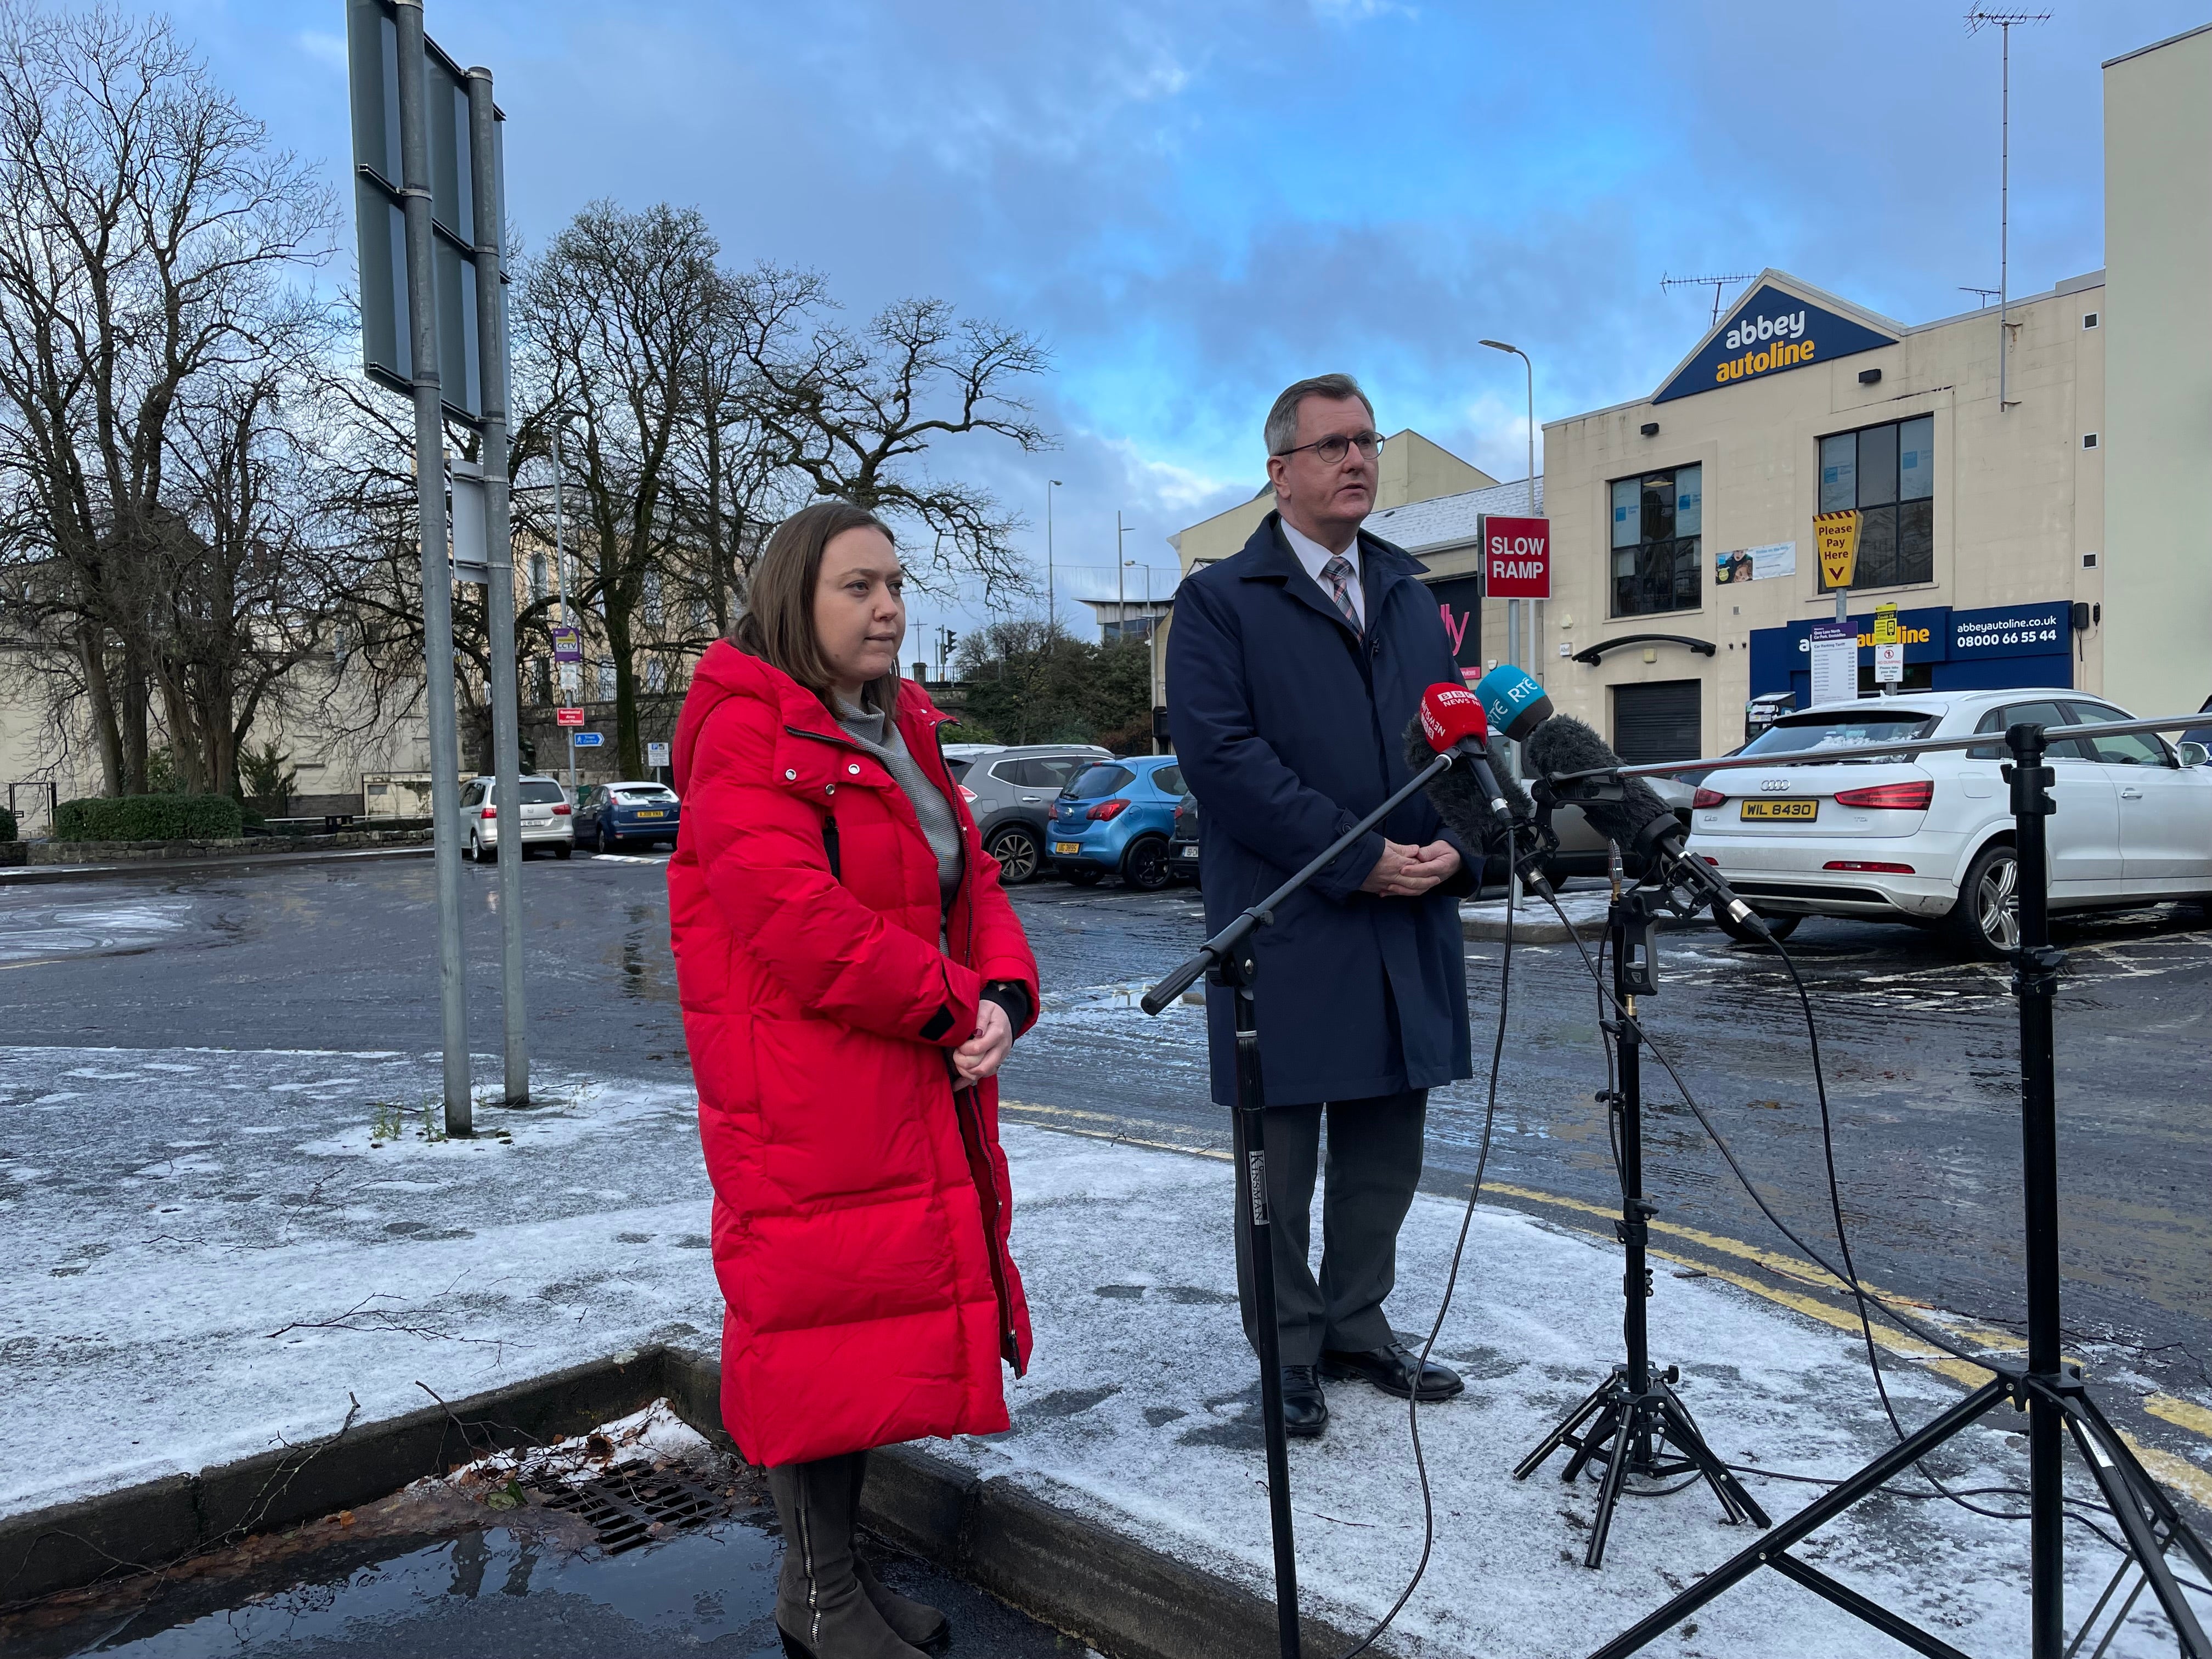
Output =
[{"x1": 1321, "y1": 554, "x2": 1361, "y2": 632}]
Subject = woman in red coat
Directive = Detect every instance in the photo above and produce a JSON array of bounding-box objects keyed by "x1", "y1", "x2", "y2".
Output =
[{"x1": 668, "y1": 501, "x2": 1040, "y2": 1659}]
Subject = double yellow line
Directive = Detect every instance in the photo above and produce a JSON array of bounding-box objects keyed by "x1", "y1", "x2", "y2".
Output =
[{"x1": 1002, "y1": 1097, "x2": 2212, "y2": 1510}]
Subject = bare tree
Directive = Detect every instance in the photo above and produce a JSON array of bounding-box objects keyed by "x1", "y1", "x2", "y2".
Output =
[{"x1": 0, "y1": 1, "x2": 332, "y2": 794}]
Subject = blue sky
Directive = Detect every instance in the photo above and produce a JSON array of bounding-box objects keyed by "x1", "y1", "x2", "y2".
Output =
[{"x1": 162, "y1": 1, "x2": 2205, "y2": 630}]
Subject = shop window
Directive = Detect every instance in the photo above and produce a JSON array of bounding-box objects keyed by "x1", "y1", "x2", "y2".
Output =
[
  {"x1": 1819, "y1": 414, "x2": 1933, "y2": 591},
  {"x1": 1608, "y1": 462, "x2": 1701, "y2": 617}
]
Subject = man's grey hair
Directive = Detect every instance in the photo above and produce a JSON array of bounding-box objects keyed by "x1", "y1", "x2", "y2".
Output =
[{"x1": 1264, "y1": 373, "x2": 1376, "y2": 457}]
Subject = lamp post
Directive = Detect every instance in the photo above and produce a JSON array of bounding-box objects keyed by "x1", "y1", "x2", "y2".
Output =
[
  {"x1": 1047, "y1": 478, "x2": 1063, "y2": 639},
  {"x1": 1116, "y1": 512, "x2": 1135, "y2": 642},
  {"x1": 1481, "y1": 338, "x2": 1539, "y2": 677},
  {"x1": 550, "y1": 411, "x2": 582, "y2": 803}
]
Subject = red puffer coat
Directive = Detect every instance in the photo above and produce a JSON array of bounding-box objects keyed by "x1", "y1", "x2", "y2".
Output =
[{"x1": 667, "y1": 642, "x2": 1037, "y2": 1469}]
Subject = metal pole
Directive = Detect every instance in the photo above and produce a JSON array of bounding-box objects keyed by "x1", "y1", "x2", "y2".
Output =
[
  {"x1": 1116, "y1": 511, "x2": 1126, "y2": 639},
  {"x1": 554, "y1": 422, "x2": 575, "y2": 804},
  {"x1": 2007, "y1": 718, "x2": 2064, "y2": 1658},
  {"x1": 394, "y1": 0, "x2": 470, "y2": 1135},
  {"x1": 1047, "y1": 478, "x2": 1060, "y2": 639},
  {"x1": 468, "y1": 66, "x2": 527, "y2": 1107},
  {"x1": 1999, "y1": 23, "x2": 2010, "y2": 412}
]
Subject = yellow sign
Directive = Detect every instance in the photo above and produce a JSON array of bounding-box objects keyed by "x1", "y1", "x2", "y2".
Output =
[
  {"x1": 1814, "y1": 510, "x2": 1860, "y2": 589},
  {"x1": 1872, "y1": 602, "x2": 1900, "y2": 646}
]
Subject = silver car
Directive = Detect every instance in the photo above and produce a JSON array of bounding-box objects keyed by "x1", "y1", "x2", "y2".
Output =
[
  {"x1": 458, "y1": 775, "x2": 574, "y2": 861},
  {"x1": 950, "y1": 743, "x2": 1114, "y2": 883}
]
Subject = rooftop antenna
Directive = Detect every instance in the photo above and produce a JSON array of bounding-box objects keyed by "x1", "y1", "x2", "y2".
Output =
[
  {"x1": 1660, "y1": 272, "x2": 1757, "y2": 328},
  {"x1": 1960, "y1": 285, "x2": 2002, "y2": 308},
  {"x1": 1967, "y1": 8, "x2": 2050, "y2": 409}
]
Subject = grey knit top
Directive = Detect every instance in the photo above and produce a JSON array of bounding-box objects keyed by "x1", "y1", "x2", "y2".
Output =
[{"x1": 833, "y1": 693, "x2": 964, "y2": 900}]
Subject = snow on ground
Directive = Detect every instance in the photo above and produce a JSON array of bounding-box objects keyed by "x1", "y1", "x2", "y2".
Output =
[{"x1": 1, "y1": 1044, "x2": 2198, "y2": 1656}]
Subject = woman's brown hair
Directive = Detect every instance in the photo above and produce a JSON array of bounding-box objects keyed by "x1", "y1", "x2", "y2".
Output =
[{"x1": 730, "y1": 500, "x2": 902, "y2": 712}]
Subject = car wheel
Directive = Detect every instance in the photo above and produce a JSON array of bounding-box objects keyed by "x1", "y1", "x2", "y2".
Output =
[
  {"x1": 1713, "y1": 907, "x2": 1801, "y2": 946},
  {"x1": 602, "y1": 831, "x2": 620, "y2": 854},
  {"x1": 462, "y1": 835, "x2": 476, "y2": 863},
  {"x1": 1062, "y1": 866, "x2": 1103, "y2": 886},
  {"x1": 1121, "y1": 836, "x2": 1172, "y2": 891},
  {"x1": 479, "y1": 840, "x2": 497, "y2": 863},
  {"x1": 1944, "y1": 842, "x2": 2019, "y2": 959},
  {"x1": 554, "y1": 845, "x2": 572, "y2": 860},
  {"x1": 988, "y1": 825, "x2": 1042, "y2": 885}
]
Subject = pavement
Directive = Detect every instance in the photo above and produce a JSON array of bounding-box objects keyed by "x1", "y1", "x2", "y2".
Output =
[{"x1": 1, "y1": 853, "x2": 2209, "y2": 1652}]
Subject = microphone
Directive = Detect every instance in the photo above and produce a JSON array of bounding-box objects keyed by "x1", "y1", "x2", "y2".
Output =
[
  {"x1": 1416, "y1": 683, "x2": 1516, "y2": 830},
  {"x1": 1403, "y1": 719, "x2": 1532, "y2": 857},
  {"x1": 1474, "y1": 663, "x2": 1555, "y2": 745},
  {"x1": 1522, "y1": 714, "x2": 1772, "y2": 939}
]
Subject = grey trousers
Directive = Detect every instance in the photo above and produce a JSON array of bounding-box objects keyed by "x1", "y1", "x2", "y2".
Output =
[{"x1": 1233, "y1": 1088, "x2": 1430, "y2": 1367}]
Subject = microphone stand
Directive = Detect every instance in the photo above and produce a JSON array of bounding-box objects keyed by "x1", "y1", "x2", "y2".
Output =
[
  {"x1": 1588, "y1": 721, "x2": 2212, "y2": 1659},
  {"x1": 1511, "y1": 783, "x2": 1771, "y2": 1566},
  {"x1": 1141, "y1": 745, "x2": 1463, "y2": 1659}
]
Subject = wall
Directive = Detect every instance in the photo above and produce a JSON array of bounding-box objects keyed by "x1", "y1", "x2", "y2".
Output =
[
  {"x1": 2103, "y1": 25, "x2": 2212, "y2": 720},
  {"x1": 1535, "y1": 273, "x2": 2105, "y2": 758}
]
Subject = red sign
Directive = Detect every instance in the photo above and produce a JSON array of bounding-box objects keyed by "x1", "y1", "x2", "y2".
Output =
[
  {"x1": 1482, "y1": 515, "x2": 1550, "y2": 599},
  {"x1": 555, "y1": 707, "x2": 585, "y2": 728}
]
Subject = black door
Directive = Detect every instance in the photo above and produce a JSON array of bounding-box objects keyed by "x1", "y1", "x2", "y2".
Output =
[{"x1": 1613, "y1": 680, "x2": 1702, "y2": 764}]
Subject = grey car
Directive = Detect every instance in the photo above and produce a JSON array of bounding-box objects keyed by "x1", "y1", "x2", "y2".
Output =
[{"x1": 952, "y1": 743, "x2": 1114, "y2": 883}]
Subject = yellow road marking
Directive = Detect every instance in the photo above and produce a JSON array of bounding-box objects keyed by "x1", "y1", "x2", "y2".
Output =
[{"x1": 2147, "y1": 1393, "x2": 2212, "y2": 1438}]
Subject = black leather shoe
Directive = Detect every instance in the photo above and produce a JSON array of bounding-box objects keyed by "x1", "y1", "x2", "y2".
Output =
[
  {"x1": 1319, "y1": 1342, "x2": 1465, "y2": 1401},
  {"x1": 1280, "y1": 1364, "x2": 1329, "y2": 1438}
]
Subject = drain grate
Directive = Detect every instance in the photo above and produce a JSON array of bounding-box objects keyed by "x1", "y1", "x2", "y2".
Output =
[{"x1": 526, "y1": 1463, "x2": 738, "y2": 1553}]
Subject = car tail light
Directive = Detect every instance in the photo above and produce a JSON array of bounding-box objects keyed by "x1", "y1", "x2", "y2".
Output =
[
  {"x1": 481, "y1": 807, "x2": 496, "y2": 820},
  {"x1": 1691, "y1": 787, "x2": 1725, "y2": 810},
  {"x1": 1825, "y1": 860, "x2": 1916, "y2": 874},
  {"x1": 553, "y1": 803, "x2": 571, "y2": 816},
  {"x1": 1833, "y1": 780, "x2": 1933, "y2": 810},
  {"x1": 1700, "y1": 855, "x2": 1719, "y2": 865},
  {"x1": 958, "y1": 785, "x2": 977, "y2": 804},
  {"x1": 1086, "y1": 798, "x2": 1130, "y2": 821}
]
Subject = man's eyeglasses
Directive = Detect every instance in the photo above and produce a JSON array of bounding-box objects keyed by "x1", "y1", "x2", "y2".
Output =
[{"x1": 1273, "y1": 430, "x2": 1385, "y2": 466}]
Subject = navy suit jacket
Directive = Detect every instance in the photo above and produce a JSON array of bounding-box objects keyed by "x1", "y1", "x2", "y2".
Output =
[{"x1": 1167, "y1": 511, "x2": 1475, "y2": 1107}]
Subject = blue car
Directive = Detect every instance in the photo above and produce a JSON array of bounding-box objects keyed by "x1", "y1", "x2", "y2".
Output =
[
  {"x1": 575, "y1": 779, "x2": 682, "y2": 853},
  {"x1": 1046, "y1": 756, "x2": 1188, "y2": 890}
]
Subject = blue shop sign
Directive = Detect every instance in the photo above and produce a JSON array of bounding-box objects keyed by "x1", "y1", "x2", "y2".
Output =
[
  {"x1": 1950, "y1": 601, "x2": 2068, "y2": 658},
  {"x1": 1654, "y1": 283, "x2": 1897, "y2": 404}
]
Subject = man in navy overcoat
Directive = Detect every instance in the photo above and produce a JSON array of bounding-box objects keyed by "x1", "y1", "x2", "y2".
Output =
[{"x1": 1166, "y1": 373, "x2": 1477, "y2": 1438}]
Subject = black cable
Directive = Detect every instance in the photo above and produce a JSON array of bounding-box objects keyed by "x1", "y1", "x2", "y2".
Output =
[{"x1": 1336, "y1": 827, "x2": 1517, "y2": 1659}]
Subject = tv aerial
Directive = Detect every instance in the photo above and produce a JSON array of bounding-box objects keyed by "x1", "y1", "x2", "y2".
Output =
[{"x1": 1659, "y1": 272, "x2": 1757, "y2": 327}]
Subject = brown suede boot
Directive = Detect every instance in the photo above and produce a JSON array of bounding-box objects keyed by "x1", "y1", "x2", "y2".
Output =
[
  {"x1": 848, "y1": 1452, "x2": 951, "y2": 1652},
  {"x1": 766, "y1": 1458, "x2": 925, "y2": 1659}
]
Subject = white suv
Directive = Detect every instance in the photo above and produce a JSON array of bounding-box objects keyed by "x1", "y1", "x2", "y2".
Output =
[
  {"x1": 458, "y1": 775, "x2": 574, "y2": 862},
  {"x1": 1685, "y1": 689, "x2": 2212, "y2": 956}
]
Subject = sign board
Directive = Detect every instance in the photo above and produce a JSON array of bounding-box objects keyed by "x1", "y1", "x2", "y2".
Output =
[
  {"x1": 1480, "y1": 516, "x2": 1550, "y2": 599},
  {"x1": 345, "y1": 0, "x2": 504, "y2": 427},
  {"x1": 449, "y1": 459, "x2": 487, "y2": 583},
  {"x1": 1951, "y1": 602, "x2": 2068, "y2": 659},
  {"x1": 1425, "y1": 575, "x2": 1486, "y2": 682},
  {"x1": 1809, "y1": 619, "x2": 1858, "y2": 707},
  {"x1": 569, "y1": 731, "x2": 603, "y2": 748},
  {"x1": 1653, "y1": 281, "x2": 1898, "y2": 404},
  {"x1": 1871, "y1": 602, "x2": 1900, "y2": 646},
  {"x1": 1814, "y1": 510, "x2": 1860, "y2": 590},
  {"x1": 558, "y1": 663, "x2": 580, "y2": 692},
  {"x1": 646, "y1": 742, "x2": 670, "y2": 768},
  {"x1": 550, "y1": 624, "x2": 582, "y2": 663},
  {"x1": 1716, "y1": 541, "x2": 1795, "y2": 585},
  {"x1": 1874, "y1": 642, "x2": 1905, "y2": 685},
  {"x1": 555, "y1": 707, "x2": 585, "y2": 727}
]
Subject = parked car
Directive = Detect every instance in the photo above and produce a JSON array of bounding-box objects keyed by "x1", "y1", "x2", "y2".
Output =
[
  {"x1": 1684, "y1": 689, "x2": 2212, "y2": 956},
  {"x1": 1169, "y1": 792, "x2": 1201, "y2": 885},
  {"x1": 1047, "y1": 756, "x2": 1188, "y2": 890},
  {"x1": 575, "y1": 780, "x2": 681, "y2": 853},
  {"x1": 955, "y1": 743, "x2": 1113, "y2": 884},
  {"x1": 458, "y1": 775, "x2": 573, "y2": 861}
]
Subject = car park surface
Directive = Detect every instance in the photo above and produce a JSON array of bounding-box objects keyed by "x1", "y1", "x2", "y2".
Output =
[
  {"x1": 1045, "y1": 755, "x2": 1188, "y2": 890},
  {"x1": 1686, "y1": 689, "x2": 2212, "y2": 955}
]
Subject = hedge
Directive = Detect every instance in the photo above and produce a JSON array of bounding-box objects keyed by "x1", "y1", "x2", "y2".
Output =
[{"x1": 53, "y1": 793, "x2": 244, "y2": 843}]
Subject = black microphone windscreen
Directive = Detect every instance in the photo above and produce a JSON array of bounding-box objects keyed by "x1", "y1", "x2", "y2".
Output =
[
  {"x1": 1401, "y1": 718, "x2": 1531, "y2": 855},
  {"x1": 1522, "y1": 714, "x2": 1677, "y2": 850}
]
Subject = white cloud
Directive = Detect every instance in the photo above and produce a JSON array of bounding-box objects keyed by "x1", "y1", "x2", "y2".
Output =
[{"x1": 295, "y1": 31, "x2": 346, "y2": 72}]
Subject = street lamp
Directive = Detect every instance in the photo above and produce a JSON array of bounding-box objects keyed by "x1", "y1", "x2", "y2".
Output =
[
  {"x1": 1481, "y1": 339, "x2": 1539, "y2": 680},
  {"x1": 1116, "y1": 512, "x2": 1135, "y2": 642},
  {"x1": 1046, "y1": 479, "x2": 1063, "y2": 637}
]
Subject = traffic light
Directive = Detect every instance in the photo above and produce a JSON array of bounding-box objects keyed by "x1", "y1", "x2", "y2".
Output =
[{"x1": 518, "y1": 737, "x2": 538, "y2": 772}]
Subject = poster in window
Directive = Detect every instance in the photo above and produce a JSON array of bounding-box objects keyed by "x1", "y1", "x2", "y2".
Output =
[{"x1": 1714, "y1": 541, "x2": 1797, "y2": 584}]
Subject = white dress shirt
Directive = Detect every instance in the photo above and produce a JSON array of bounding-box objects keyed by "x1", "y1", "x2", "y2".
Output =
[{"x1": 1279, "y1": 516, "x2": 1365, "y2": 628}]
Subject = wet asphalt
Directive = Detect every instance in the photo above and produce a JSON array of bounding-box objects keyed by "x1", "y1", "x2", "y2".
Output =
[{"x1": 4, "y1": 850, "x2": 2209, "y2": 1490}]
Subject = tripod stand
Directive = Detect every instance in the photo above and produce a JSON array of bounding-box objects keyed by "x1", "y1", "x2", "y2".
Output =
[
  {"x1": 1514, "y1": 873, "x2": 1770, "y2": 1566},
  {"x1": 1589, "y1": 720, "x2": 2212, "y2": 1659}
]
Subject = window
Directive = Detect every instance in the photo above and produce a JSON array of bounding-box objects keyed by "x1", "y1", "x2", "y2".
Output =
[
  {"x1": 1066, "y1": 764, "x2": 1135, "y2": 800},
  {"x1": 2067, "y1": 702, "x2": 2171, "y2": 766},
  {"x1": 1819, "y1": 415, "x2": 1933, "y2": 590},
  {"x1": 1153, "y1": 764, "x2": 1187, "y2": 796},
  {"x1": 530, "y1": 551, "x2": 548, "y2": 599},
  {"x1": 2083, "y1": 312, "x2": 2099, "y2": 329},
  {"x1": 991, "y1": 758, "x2": 1063, "y2": 788},
  {"x1": 1745, "y1": 709, "x2": 1940, "y2": 761},
  {"x1": 2083, "y1": 433, "x2": 2098, "y2": 449},
  {"x1": 1608, "y1": 463, "x2": 1701, "y2": 617},
  {"x1": 1969, "y1": 700, "x2": 2094, "y2": 762},
  {"x1": 460, "y1": 780, "x2": 487, "y2": 808},
  {"x1": 596, "y1": 662, "x2": 617, "y2": 698},
  {"x1": 520, "y1": 780, "x2": 567, "y2": 805}
]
